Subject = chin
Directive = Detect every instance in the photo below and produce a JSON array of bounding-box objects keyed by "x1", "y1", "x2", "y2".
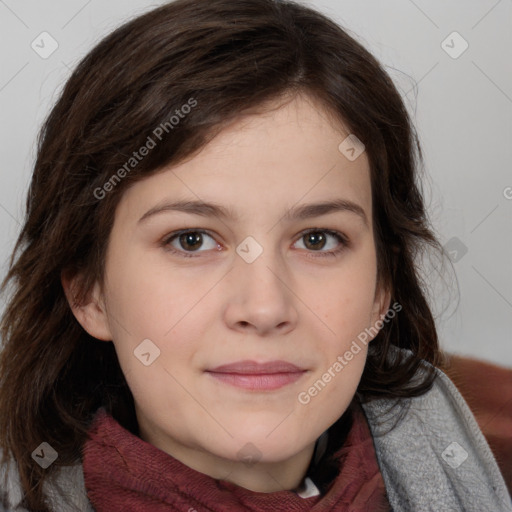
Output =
[{"x1": 221, "y1": 424, "x2": 314, "y2": 463}]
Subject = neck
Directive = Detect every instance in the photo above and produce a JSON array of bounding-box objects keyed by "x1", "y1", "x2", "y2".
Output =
[
  {"x1": 177, "y1": 443, "x2": 316, "y2": 493},
  {"x1": 137, "y1": 418, "x2": 316, "y2": 493}
]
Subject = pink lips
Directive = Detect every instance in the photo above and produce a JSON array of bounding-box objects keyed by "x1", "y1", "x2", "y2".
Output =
[{"x1": 206, "y1": 360, "x2": 307, "y2": 391}]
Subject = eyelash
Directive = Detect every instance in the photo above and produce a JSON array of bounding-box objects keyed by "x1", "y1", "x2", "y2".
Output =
[{"x1": 161, "y1": 228, "x2": 349, "y2": 259}]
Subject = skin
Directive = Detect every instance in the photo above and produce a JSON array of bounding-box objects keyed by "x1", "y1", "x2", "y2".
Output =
[{"x1": 64, "y1": 92, "x2": 390, "y2": 493}]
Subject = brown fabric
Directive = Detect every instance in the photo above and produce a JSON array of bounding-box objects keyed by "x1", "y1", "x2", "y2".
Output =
[
  {"x1": 82, "y1": 400, "x2": 390, "y2": 511},
  {"x1": 443, "y1": 354, "x2": 512, "y2": 494}
]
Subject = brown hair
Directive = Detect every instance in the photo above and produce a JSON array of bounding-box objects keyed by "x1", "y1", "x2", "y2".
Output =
[{"x1": 0, "y1": 0, "x2": 445, "y2": 509}]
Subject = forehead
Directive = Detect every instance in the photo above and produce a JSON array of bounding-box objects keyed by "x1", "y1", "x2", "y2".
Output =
[{"x1": 117, "y1": 93, "x2": 372, "y2": 226}]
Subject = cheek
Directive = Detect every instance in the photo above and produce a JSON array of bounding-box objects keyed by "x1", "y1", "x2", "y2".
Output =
[
  {"x1": 104, "y1": 251, "x2": 199, "y2": 337},
  {"x1": 101, "y1": 257, "x2": 202, "y2": 394},
  {"x1": 295, "y1": 345, "x2": 368, "y2": 438},
  {"x1": 309, "y1": 263, "x2": 377, "y2": 339}
]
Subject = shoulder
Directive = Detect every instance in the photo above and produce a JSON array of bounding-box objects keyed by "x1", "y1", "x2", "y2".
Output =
[
  {"x1": 361, "y1": 356, "x2": 512, "y2": 512},
  {"x1": 0, "y1": 448, "x2": 93, "y2": 512}
]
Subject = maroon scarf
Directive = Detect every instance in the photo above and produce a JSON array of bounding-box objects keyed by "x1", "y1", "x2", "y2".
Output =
[{"x1": 82, "y1": 401, "x2": 390, "y2": 511}]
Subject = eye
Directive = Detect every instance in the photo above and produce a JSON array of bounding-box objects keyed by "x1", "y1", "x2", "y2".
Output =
[
  {"x1": 162, "y1": 228, "x2": 348, "y2": 259},
  {"x1": 293, "y1": 229, "x2": 348, "y2": 258},
  {"x1": 163, "y1": 230, "x2": 221, "y2": 257}
]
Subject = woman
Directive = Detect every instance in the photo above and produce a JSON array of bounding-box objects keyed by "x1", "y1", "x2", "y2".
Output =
[{"x1": 0, "y1": 0, "x2": 510, "y2": 510}]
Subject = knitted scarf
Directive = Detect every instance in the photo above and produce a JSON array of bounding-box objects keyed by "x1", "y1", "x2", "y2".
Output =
[{"x1": 82, "y1": 400, "x2": 390, "y2": 511}]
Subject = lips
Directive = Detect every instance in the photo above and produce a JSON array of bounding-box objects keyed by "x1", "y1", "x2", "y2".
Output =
[
  {"x1": 208, "y1": 360, "x2": 305, "y2": 374},
  {"x1": 205, "y1": 360, "x2": 307, "y2": 391}
]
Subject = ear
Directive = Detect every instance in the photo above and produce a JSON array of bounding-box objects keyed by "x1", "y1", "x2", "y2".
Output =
[
  {"x1": 369, "y1": 282, "x2": 392, "y2": 342},
  {"x1": 61, "y1": 270, "x2": 113, "y2": 341}
]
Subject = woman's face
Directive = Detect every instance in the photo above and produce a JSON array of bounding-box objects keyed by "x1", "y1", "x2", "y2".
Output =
[{"x1": 74, "y1": 93, "x2": 389, "y2": 489}]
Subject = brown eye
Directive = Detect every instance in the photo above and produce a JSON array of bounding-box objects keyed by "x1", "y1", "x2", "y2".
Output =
[
  {"x1": 293, "y1": 229, "x2": 348, "y2": 258},
  {"x1": 164, "y1": 230, "x2": 220, "y2": 256},
  {"x1": 303, "y1": 231, "x2": 327, "y2": 250},
  {"x1": 178, "y1": 232, "x2": 204, "y2": 251}
]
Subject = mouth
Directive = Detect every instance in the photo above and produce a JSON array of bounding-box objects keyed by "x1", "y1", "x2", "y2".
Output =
[{"x1": 205, "y1": 360, "x2": 308, "y2": 391}]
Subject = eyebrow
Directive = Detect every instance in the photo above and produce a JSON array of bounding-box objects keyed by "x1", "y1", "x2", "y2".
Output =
[{"x1": 138, "y1": 198, "x2": 368, "y2": 227}]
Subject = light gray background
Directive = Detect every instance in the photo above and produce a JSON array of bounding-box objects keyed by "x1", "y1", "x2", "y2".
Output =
[{"x1": 1, "y1": 1, "x2": 511, "y2": 365}]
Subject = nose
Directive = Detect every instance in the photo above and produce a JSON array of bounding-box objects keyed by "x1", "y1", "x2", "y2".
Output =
[{"x1": 222, "y1": 247, "x2": 299, "y2": 337}]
